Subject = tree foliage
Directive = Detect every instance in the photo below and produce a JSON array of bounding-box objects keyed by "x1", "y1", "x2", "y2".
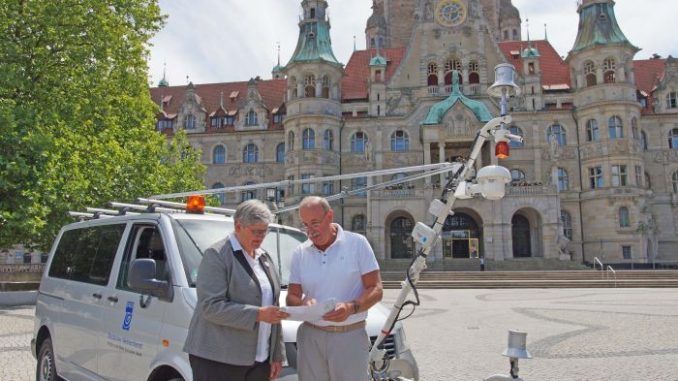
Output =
[{"x1": 0, "y1": 0, "x2": 206, "y2": 249}]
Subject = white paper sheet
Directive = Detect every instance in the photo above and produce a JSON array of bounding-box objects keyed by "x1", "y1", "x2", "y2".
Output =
[{"x1": 281, "y1": 299, "x2": 336, "y2": 322}]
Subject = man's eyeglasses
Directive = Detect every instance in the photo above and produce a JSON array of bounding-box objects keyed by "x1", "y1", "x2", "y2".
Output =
[{"x1": 299, "y1": 212, "x2": 328, "y2": 233}]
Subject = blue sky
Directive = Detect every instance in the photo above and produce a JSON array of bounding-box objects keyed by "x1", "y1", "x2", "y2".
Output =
[{"x1": 148, "y1": 0, "x2": 678, "y2": 86}]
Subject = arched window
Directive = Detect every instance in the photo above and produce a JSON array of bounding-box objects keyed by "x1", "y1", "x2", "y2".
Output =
[
  {"x1": 641, "y1": 131, "x2": 648, "y2": 151},
  {"x1": 351, "y1": 177, "x2": 368, "y2": 197},
  {"x1": 212, "y1": 182, "x2": 225, "y2": 205},
  {"x1": 243, "y1": 143, "x2": 258, "y2": 163},
  {"x1": 584, "y1": 60, "x2": 596, "y2": 87},
  {"x1": 322, "y1": 75, "x2": 330, "y2": 98},
  {"x1": 603, "y1": 57, "x2": 616, "y2": 83},
  {"x1": 288, "y1": 131, "x2": 295, "y2": 151},
  {"x1": 242, "y1": 181, "x2": 256, "y2": 202},
  {"x1": 511, "y1": 169, "x2": 526, "y2": 183},
  {"x1": 561, "y1": 210, "x2": 573, "y2": 240},
  {"x1": 427, "y1": 62, "x2": 438, "y2": 87},
  {"x1": 213, "y1": 145, "x2": 226, "y2": 164},
  {"x1": 618, "y1": 207, "x2": 630, "y2": 228},
  {"x1": 645, "y1": 172, "x2": 652, "y2": 189},
  {"x1": 323, "y1": 129, "x2": 334, "y2": 150},
  {"x1": 245, "y1": 110, "x2": 258, "y2": 126},
  {"x1": 668, "y1": 128, "x2": 678, "y2": 149},
  {"x1": 302, "y1": 128, "x2": 315, "y2": 150},
  {"x1": 390, "y1": 217, "x2": 415, "y2": 258},
  {"x1": 305, "y1": 74, "x2": 316, "y2": 97},
  {"x1": 586, "y1": 119, "x2": 599, "y2": 142},
  {"x1": 444, "y1": 58, "x2": 462, "y2": 85},
  {"x1": 276, "y1": 143, "x2": 285, "y2": 163},
  {"x1": 391, "y1": 130, "x2": 409, "y2": 152},
  {"x1": 351, "y1": 215, "x2": 366, "y2": 234},
  {"x1": 557, "y1": 168, "x2": 569, "y2": 191},
  {"x1": 351, "y1": 132, "x2": 368, "y2": 153},
  {"x1": 631, "y1": 117, "x2": 639, "y2": 139},
  {"x1": 608, "y1": 116, "x2": 623, "y2": 139},
  {"x1": 468, "y1": 61, "x2": 480, "y2": 84},
  {"x1": 547, "y1": 124, "x2": 567, "y2": 146},
  {"x1": 666, "y1": 92, "x2": 677, "y2": 109},
  {"x1": 290, "y1": 76, "x2": 298, "y2": 99}
]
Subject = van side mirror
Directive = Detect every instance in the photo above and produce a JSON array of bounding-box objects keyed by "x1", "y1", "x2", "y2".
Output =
[{"x1": 128, "y1": 259, "x2": 173, "y2": 301}]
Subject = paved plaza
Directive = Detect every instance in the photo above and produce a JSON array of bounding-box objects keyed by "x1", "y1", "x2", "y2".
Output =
[{"x1": 2, "y1": 288, "x2": 678, "y2": 380}]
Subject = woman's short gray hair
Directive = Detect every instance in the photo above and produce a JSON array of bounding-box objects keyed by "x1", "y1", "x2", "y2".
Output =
[{"x1": 234, "y1": 200, "x2": 273, "y2": 226}]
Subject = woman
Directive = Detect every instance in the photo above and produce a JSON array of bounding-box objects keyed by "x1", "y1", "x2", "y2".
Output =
[{"x1": 184, "y1": 200, "x2": 289, "y2": 381}]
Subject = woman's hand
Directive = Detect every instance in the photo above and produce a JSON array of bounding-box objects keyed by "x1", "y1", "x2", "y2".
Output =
[
  {"x1": 257, "y1": 306, "x2": 289, "y2": 324},
  {"x1": 270, "y1": 361, "x2": 283, "y2": 379}
]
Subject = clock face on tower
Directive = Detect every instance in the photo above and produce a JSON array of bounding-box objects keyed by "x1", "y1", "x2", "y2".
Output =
[{"x1": 435, "y1": 0, "x2": 467, "y2": 27}]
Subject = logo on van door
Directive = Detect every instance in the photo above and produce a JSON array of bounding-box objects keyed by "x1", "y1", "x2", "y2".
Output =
[{"x1": 122, "y1": 301, "x2": 134, "y2": 331}]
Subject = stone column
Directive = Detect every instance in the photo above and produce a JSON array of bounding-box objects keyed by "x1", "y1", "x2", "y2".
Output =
[
  {"x1": 439, "y1": 142, "x2": 446, "y2": 184},
  {"x1": 424, "y1": 143, "x2": 432, "y2": 185}
]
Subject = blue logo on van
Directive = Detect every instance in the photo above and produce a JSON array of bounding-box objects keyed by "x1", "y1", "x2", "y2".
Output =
[{"x1": 122, "y1": 301, "x2": 134, "y2": 331}]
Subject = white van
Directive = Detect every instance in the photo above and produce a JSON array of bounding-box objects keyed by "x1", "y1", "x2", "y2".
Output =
[{"x1": 32, "y1": 210, "x2": 419, "y2": 381}]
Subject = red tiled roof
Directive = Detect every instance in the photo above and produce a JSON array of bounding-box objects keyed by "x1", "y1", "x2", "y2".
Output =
[
  {"x1": 149, "y1": 79, "x2": 287, "y2": 122},
  {"x1": 342, "y1": 47, "x2": 407, "y2": 101},
  {"x1": 633, "y1": 59, "x2": 666, "y2": 95},
  {"x1": 498, "y1": 40, "x2": 571, "y2": 87}
]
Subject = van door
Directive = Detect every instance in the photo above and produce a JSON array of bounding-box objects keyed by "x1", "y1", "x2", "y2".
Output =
[
  {"x1": 51, "y1": 224, "x2": 126, "y2": 380},
  {"x1": 98, "y1": 223, "x2": 169, "y2": 381}
]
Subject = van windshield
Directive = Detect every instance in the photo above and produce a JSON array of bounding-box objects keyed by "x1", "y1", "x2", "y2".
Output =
[{"x1": 171, "y1": 219, "x2": 307, "y2": 287}]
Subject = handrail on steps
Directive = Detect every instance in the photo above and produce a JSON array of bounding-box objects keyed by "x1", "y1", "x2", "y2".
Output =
[
  {"x1": 606, "y1": 265, "x2": 617, "y2": 288},
  {"x1": 593, "y1": 257, "x2": 604, "y2": 272}
]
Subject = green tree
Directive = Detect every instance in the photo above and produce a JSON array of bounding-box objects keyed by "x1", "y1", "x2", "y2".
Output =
[{"x1": 0, "y1": 0, "x2": 206, "y2": 249}]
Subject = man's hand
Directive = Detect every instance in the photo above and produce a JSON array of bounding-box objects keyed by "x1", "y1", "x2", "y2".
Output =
[
  {"x1": 270, "y1": 361, "x2": 283, "y2": 379},
  {"x1": 257, "y1": 306, "x2": 290, "y2": 324},
  {"x1": 322, "y1": 302, "x2": 353, "y2": 322}
]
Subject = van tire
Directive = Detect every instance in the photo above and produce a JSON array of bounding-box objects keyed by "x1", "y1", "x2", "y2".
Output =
[
  {"x1": 166, "y1": 378, "x2": 183, "y2": 381},
  {"x1": 36, "y1": 338, "x2": 61, "y2": 381}
]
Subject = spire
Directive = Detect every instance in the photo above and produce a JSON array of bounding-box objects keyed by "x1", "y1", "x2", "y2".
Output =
[
  {"x1": 158, "y1": 62, "x2": 169, "y2": 87},
  {"x1": 571, "y1": 0, "x2": 638, "y2": 53},
  {"x1": 272, "y1": 41, "x2": 285, "y2": 77},
  {"x1": 287, "y1": 0, "x2": 341, "y2": 66},
  {"x1": 522, "y1": 18, "x2": 540, "y2": 58},
  {"x1": 526, "y1": 18, "x2": 530, "y2": 45},
  {"x1": 544, "y1": 23, "x2": 548, "y2": 41},
  {"x1": 353, "y1": 35, "x2": 357, "y2": 52},
  {"x1": 219, "y1": 91, "x2": 224, "y2": 108}
]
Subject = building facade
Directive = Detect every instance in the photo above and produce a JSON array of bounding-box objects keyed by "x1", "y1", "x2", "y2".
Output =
[{"x1": 150, "y1": 0, "x2": 678, "y2": 267}]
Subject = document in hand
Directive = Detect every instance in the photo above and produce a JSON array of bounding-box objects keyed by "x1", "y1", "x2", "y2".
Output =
[{"x1": 281, "y1": 299, "x2": 337, "y2": 322}]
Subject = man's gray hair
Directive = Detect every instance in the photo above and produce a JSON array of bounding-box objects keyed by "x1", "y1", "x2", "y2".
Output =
[
  {"x1": 299, "y1": 196, "x2": 331, "y2": 213},
  {"x1": 234, "y1": 200, "x2": 273, "y2": 226}
]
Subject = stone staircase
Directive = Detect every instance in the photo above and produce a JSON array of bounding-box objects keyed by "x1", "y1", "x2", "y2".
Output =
[{"x1": 381, "y1": 269, "x2": 678, "y2": 289}]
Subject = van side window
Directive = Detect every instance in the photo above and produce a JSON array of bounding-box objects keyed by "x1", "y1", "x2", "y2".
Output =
[
  {"x1": 118, "y1": 225, "x2": 169, "y2": 291},
  {"x1": 48, "y1": 224, "x2": 125, "y2": 286}
]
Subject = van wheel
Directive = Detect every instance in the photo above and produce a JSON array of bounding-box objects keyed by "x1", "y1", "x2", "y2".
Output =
[
  {"x1": 166, "y1": 378, "x2": 184, "y2": 381},
  {"x1": 37, "y1": 338, "x2": 60, "y2": 381}
]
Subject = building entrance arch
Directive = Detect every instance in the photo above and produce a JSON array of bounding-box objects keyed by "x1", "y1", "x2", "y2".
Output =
[{"x1": 442, "y1": 211, "x2": 482, "y2": 258}]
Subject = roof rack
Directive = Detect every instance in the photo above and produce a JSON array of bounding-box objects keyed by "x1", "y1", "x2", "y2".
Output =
[{"x1": 137, "y1": 198, "x2": 235, "y2": 216}]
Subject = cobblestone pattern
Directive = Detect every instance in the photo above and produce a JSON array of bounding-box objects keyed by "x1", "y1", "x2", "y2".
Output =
[
  {"x1": 0, "y1": 306, "x2": 35, "y2": 381},
  {"x1": 3, "y1": 289, "x2": 678, "y2": 381}
]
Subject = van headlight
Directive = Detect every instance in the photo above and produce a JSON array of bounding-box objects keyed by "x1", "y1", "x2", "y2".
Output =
[{"x1": 394, "y1": 326, "x2": 408, "y2": 354}]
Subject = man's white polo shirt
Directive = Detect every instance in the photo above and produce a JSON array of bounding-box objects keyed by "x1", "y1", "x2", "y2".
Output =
[{"x1": 289, "y1": 224, "x2": 379, "y2": 326}]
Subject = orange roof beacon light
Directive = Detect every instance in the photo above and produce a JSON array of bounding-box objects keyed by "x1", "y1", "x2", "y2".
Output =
[
  {"x1": 186, "y1": 195, "x2": 206, "y2": 214},
  {"x1": 495, "y1": 141, "x2": 510, "y2": 159}
]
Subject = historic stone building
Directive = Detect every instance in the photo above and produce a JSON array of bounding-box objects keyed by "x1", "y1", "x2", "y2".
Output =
[{"x1": 150, "y1": 0, "x2": 678, "y2": 268}]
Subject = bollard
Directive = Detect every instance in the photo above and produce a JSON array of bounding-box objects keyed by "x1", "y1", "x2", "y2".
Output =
[{"x1": 483, "y1": 330, "x2": 531, "y2": 381}]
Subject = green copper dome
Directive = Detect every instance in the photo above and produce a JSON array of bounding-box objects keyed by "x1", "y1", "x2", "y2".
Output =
[
  {"x1": 423, "y1": 71, "x2": 493, "y2": 125},
  {"x1": 287, "y1": 17, "x2": 340, "y2": 66},
  {"x1": 571, "y1": 1, "x2": 637, "y2": 53}
]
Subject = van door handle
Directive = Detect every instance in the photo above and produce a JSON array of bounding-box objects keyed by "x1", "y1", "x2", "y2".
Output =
[
  {"x1": 92, "y1": 293, "x2": 102, "y2": 300},
  {"x1": 107, "y1": 296, "x2": 119, "y2": 303}
]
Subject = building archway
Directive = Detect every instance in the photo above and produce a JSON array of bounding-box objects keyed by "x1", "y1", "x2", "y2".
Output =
[
  {"x1": 511, "y1": 208, "x2": 543, "y2": 258},
  {"x1": 385, "y1": 211, "x2": 415, "y2": 259},
  {"x1": 441, "y1": 209, "x2": 483, "y2": 258}
]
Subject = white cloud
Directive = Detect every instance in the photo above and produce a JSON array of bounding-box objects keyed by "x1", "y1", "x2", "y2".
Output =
[{"x1": 149, "y1": 0, "x2": 678, "y2": 86}]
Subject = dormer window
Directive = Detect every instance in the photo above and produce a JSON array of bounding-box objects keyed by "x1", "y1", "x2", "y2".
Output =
[
  {"x1": 584, "y1": 61, "x2": 596, "y2": 87},
  {"x1": 528, "y1": 62, "x2": 535, "y2": 74},
  {"x1": 273, "y1": 113, "x2": 283, "y2": 124},
  {"x1": 603, "y1": 58, "x2": 616, "y2": 84},
  {"x1": 184, "y1": 115, "x2": 196, "y2": 129},
  {"x1": 310, "y1": 8, "x2": 315, "y2": 18},
  {"x1": 245, "y1": 110, "x2": 258, "y2": 126}
]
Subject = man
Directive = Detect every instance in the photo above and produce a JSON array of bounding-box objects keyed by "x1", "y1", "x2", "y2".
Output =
[
  {"x1": 287, "y1": 196, "x2": 383, "y2": 381},
  {"x1": 184, "y1": 200, "x2": 288, "y2": 381}
]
